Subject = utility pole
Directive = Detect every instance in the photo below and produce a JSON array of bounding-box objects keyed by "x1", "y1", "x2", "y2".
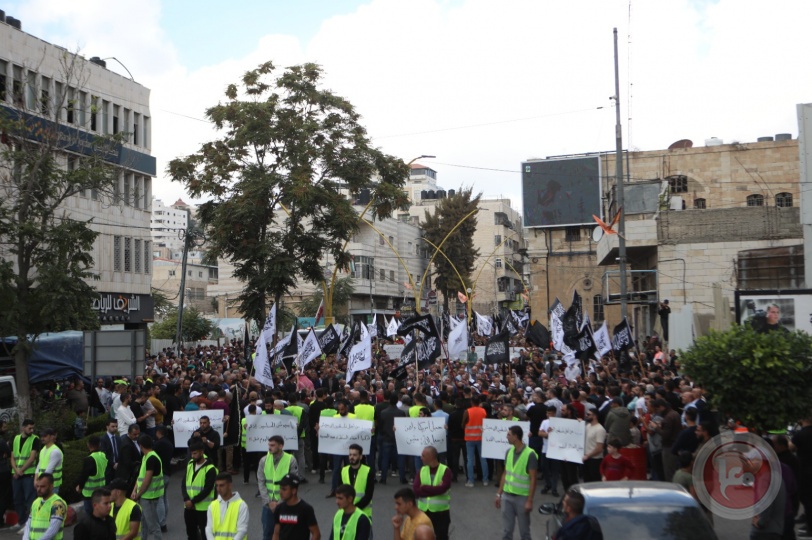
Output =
[
  {"x1": 175, "y1": 227, "x2": 205, "y2": 352},
  {"x1": 613, "y1": 27, "x2": 629, "y2": 324}
]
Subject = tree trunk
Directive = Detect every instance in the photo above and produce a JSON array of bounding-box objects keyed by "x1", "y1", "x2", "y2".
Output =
[{"x1": 14, "y1": 344, "x2": 33, "y2": 427}]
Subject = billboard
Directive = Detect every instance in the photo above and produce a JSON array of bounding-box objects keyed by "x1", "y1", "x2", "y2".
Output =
[
  {"x1": 522, "y1": 156, "x2": 602, "y2": 228},
  {"x1": 734, "y1": 289, "x2": 812, "y2": 334}
]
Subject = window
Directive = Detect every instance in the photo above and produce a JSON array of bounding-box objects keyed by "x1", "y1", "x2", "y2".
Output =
[
  {"x1": 694, "y1": 198, "x2": 706, "y2": 209},
  {"x1": 25, "y1": 71, "x2": 36, "y2": 110},
  {"x1": 494, "y1": 234, "x2": 502, "y2": 246},
  {"x1": 593, "y1": 294, "x2": 604, "y2": 322},
  {"x1": 123, "y1": 108, "x2": 130, "y2": 140},
  {"x1": 775, "y1": 192, "x2": 793, "y2": 208},
  {"x1": 40, "y1": 76, "x2": 50, "y2": 115},
  {"x1": 143, "y1": 178, "x2": 151, "y2": 210},
  {"x1": 143, "y1": 116, "x2": 149, "y2": 147},
  {"x1": 565, "y1": 227, "x2": 581, "y2": 241},
  {"x1": 53, "y1": 81, "x2": 63, "y2": 119},
  {"x1": 133, "y1": 113, "x2": 139, "y2": 145},
  {"x1": 12, "y1": 65, "x2": 23, "y2": 106},
  {"x1": 188, "y1": 270, "x2": 192, "y2": 277},
  {"x1": 0, "y1": 60, "x2": 7, "y2": 101},
  {"x1": 498, "y1": 278, "x2": 506, "y2": 292},
  {"x1": 90, "y1": 96, "x2": 98, "y2": 131},
  {"x1": 390, "y1": 270, "x2": 394, "y2": 282},
  {"x1": 102, "y1": 100, "x2": 110, "y2": 134},
  {"x1": 495, "y1": 258, "x2": 503, "y2": 268},
  {"x1": 379, "y1": 268, "x2": 385, "y2": 281},
  {"x1": 144, "y1": 241, "x2": 150, "y2": 274},
  {"x1": 113, "y1": 104, "x2": 119, "y2": 134},
  {"x1": 353, "y1": 256, "x2": 375, "y2": 280},
  {"x1": 388, "y1": 235, "x2": 394, "y2": 245},
  {"x1": 124, "y1": 238, "x2": 131, "y2": 271},
  {"x1": 134, "y1": 239, "x2": 142, "y2": 273},
  {"x1": 123, "y1": 175, "x2": 131, "y2": 206},
  {"x1": 379, "y1": 236, "x2": 384, "y2": 246},
  {"x1": 169, "y1": 270, "x2": 176, "y2": 277},
  {"x1": 747, "y1": 194, "x2": 764, "y2": 207},
  {"x1": 668, "y1": 175, "x2": 688, "y2": 193},
  {"x1": 78, "y1": 91, "x2": 87, "y2": 126},
  {"x1": 197, "y1": 271, "x2": 202, "y2": 278},
  {"x1": 66, "y1": 87, "x2": 75, "y2": 124},
  {"x1": 209, "y1": 267, "x2": 218, "y2": 279},
  {"x1": 133, "y1": 177, "x2": 141, "y2": 209},
  {"x1": 113, "y1": 236, "x2": 122, "y2": 271}
]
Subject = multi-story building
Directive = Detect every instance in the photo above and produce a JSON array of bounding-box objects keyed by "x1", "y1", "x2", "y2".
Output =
[
  {"x1": 150, "y1": 198, "x2": 189, "y2": 255},
  {"x1": 0, "y1": 16, "x2": 155, "y2": 328},
  {"x1": 152, "y1": 258, "x2": 219, "y2": 313},
  {"x1": 524, "y1": 135, "x2": 801, "y2": 350}
]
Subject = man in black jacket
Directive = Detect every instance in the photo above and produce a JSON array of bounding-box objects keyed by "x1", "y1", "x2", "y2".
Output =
[
  {"x1": 116, "y1": 424, "x2": 142, "y2": 493},
  {"x1": 98, "y1": 419, "x2": 120, "y2": 482},
  {"x1": 72, "y1": 488, "x2": 116, "y2": 539}
]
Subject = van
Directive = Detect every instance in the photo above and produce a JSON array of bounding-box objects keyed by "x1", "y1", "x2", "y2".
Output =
[{"x1": 0, "y1": 375, "x2": 18, "y2": 424}]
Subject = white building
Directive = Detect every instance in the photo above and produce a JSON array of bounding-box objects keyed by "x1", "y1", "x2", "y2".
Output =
[
  {"x1": 0, "y1": 16, "x2": 155, "y2": 327},
  {"x1": 151, "y1": 198, "x2": 189, "y2": 254}
]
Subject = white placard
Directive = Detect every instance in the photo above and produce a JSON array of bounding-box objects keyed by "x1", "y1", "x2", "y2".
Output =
[
  {"x1": 481, "y1": 419, "x2": 530, "y2": 460},
  {"x1": 318, "y1": 417, "x2": 373, "y2": 455},
  {"x1": 383, "y1": 344, "x2": 405, "y2": 359},
  {"x1": 394, "y1": 417, "x2": 447, "y2": 456},
  {"x1": 546, "y1": 417, "x2": 585, "y2": 464},
  {"x1": 245, "y1": 414, "x2": 299, "y2": 452},
  {"x1": 173, "y1": 410, "x2": 224, "y2": 449}
]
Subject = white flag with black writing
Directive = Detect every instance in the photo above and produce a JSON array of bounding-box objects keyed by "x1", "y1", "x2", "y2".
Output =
[
  {"x1": 368, "y1": 314, "x2": 378, "y2": 338},
  {"x1": 298, "y1": 328, "x2": 322, "y2": 371},
  {"x1": 593, "y1": 321, "x2": 612, "y2": 357},
  {"x1": 252, "y1": 304, "x2": 277, "y2": 388},
  {"x1": 346, "y1": 333, "x2": 372, "y2": 382},
  {"x1": 387, "y1": 316, "x2": 399, "y2": 337},
  {"x1": 447, "y1": 317, "x2": 469, "y2": 359},
  {"x1": 475, "y1": 312, "x2": 493, "y2": 336}
]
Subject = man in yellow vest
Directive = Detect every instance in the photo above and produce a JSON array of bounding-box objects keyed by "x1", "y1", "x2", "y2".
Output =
[
  {"x1": 494, "y1": 425, "x2": 537, "y2": 540},
  {"x1": 183, "y1": 439, "x2": 217, "y2": 540},
  {"x1": 257, "y1": 435, "x2": 296, "y2": 540},
  {"x1": 130, "y1": 435, "x2": 163, "y2": 540},
  {"x1": 21, "y1": 473, "x2": 66, "y2": 540},
  {"x1": 327, "y1": 400, "x2": 356, "y2": 497},
  {"x1": 414, "y1": 446, "x2": 451, "y2": 540},
  {"x1": 340, "y1": 444, "x2": 374, "y2": 523},
  {"x1": 332, "y1": 483, "x2": 371, "y2": 540},
  {"x1": 108, "y1": 479, "x2": 141, "y2": 540},
  {"x1": 11, "y1": 419, "x2": 40, "y2": 532},
  {"x1": 76, "y1": 435, "x2": 108, "y2": 517},
  {"x1": 35, "y1": 429, "x2": 63, "y2": 495},
  {"x1": 353, "y1": 390, "x2": 376, "y2": 479},
  {"x1": 241, "y1": 404, "x2": 260, "y2": 484},
  {"x1": 206, "y1": 473, "x2": 248, "y2": 540}
]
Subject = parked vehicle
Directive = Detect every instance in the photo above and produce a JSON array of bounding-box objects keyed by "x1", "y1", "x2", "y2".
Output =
[
  {"x1": 0, "y1": 375, "x2": 18, "y2": 423},
  {"x1": 539, "y1": 481, "x2": 718, "y2": 540}
]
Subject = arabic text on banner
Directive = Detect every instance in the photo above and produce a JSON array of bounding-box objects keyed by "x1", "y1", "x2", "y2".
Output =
[
  {"x1": 394, "y1": 417, "x2": 447, "y2": 456},
  {"x1": 481, "y1": 419, "x2": 530, "y2": 460},
  {"x1": 173, "y1": 410, "x2": 224, "y2": 449},
  {"x1": 546, "y1": 417, "x2": 585, "y2": 464},
  {"x1": 318, "y1": 417, "x2": 373, "y2": 455},
  {"x1": 245, "y1": 414, "x2": 299, "y2": 452}
]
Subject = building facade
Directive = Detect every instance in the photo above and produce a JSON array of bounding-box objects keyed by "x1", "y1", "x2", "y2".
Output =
[
  {"x1": 152, "y1": 258, "x2": 219, "y2": 313},
  {"x1": 0, "y1": 16, "x2": 155, "y2": 328}
]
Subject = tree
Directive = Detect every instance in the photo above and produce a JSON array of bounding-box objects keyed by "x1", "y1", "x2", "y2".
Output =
[
  {"x1": 150, "y1": 307, "x2": 214, "y2": 342},
  {"x1": 0, "y1": 51, "x2": 125, "y2": 422},
  {"x1": 422, "y1": 187, "x2": 481, "y2": 312},
  {"x1": 168, "y1": 62, "x2": 409, "y2": 330},
  {"x1": 680, "y1": 324, "x2": 812, "y2": 431},
  {"x1": 297, "y1": 277, "x2": 355, "y2": 325},
  {"x1": 151, "y1": 288, "x2": 174, "y2": 320}
]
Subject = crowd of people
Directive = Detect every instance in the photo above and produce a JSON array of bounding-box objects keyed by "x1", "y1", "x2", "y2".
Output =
[{"x1": 3, "y1": 323, "x2": 812, "y2": 540}]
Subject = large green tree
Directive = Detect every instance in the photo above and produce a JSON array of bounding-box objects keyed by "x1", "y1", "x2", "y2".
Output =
[
  {"x1": 422, "y1": 187, "x2": 481, "y2": 311},
  {"x1": 680, "y1": 324, "x2": 812, "y2": 431},
  {"x1": 169, "y1": 62, "x2": 409, "y2": 328},
  {"x1": 0, "y1": 53, "x2": 125, "y2": 422}
]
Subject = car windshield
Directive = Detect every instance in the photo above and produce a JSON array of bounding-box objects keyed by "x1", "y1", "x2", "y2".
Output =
[{"x1": 587, "y1": 504, "x2": 717, "y2": 540}]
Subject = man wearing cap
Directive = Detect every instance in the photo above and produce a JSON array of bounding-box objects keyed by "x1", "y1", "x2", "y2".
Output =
[
  {"x1": 272, "y1": 474, "x2": 320, "y2": 540},
  {"x1": 186, "y1": 391, "x2": 203, "y2": 411},
  {"x1": 11, "y1": 419, "x2": 40, "y2": 532},
  {"x1": 183, "y1": 440, "x2": 217, "y2": 540},
  {"x1": 73, "y1": 488, "x2": 116, "y2": 539},
  {"x1": 109, "y1": 479, "x2": 142, "y2": 540},
  {"x1": 189, "y1": 416, "x2": 221, "y2": 463},
  {"x1": 131, "y1": 435, "x2": 163, "y2": 540},
  {"x1": 258, "y1": 435, "x2": 297, "y2": 540},
  {"x1": 35, "y1": 429, "x2": 63, "y2": 495},
  {"x1": 206, "y1": 473, "x2": 248, "y2": 540},
  {"x1": 21, "y1": 473, "x2": 66, "y2": 540},
  {"x1": 76, "y1": 436, "x2": 109, "y2": 517}
]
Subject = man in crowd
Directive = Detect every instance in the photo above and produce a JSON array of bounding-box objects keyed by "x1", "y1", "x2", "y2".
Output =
[
  {"x1": 131, "y1": 435, "x2": 163, "y2": 540},
  {"x1": 11, "y1": 419, "x2": 40, "y2": 532},
  {"x1": 76, "y1": 436, "x2": 109, "y2": 517},
  {"x1": 553, "y1": 490, "x2": 602, "y2": 539},
  {"x1": 340, "y1": 444, "x2": 374, "y2": 523},
  {"x1": 495, "y1": 425, "x2": 536, "y2": 540},
  {"x1": 189, "y1": 416, "x2": 221, "y2": 464},
  {"x1": 183, "y1": 439, "x2": 217, "y2": 540},
  {"x1": 582, "y1": 409, "x2": 606, "y2": 483},
  {"x1": 117, "y1": 424, "x2": 142, "y2": 492},
  {"x1": 206, "y1": 473, "x2": 248, "y2": 540},
  {"x1": 330, "y1": 483, "x2": 371, "y2": 540},
  {"x1": 73, "y1": 488, "x2": 116, "y2": 539},
  {"x1": 21, "y1": 473, "x2": 66, "y2": 540},
  {"x1": 109, "y1": 479, "x2": 141, "y2": 540},
  {"x1": 258, "y1": 435, "x2": 297, "y2": 540},
  {"x1": 272, "y1": 474, "x2": 320, "y2": 540},
  {"x1": 99, "y1": 419, "x2": 120, "y2": 482},
  {"x1": 35, "y1": 429, "x2": 63, "y2": 495},
  {"x1": 392, "y1": 488, "x2": 433, "y2": 540},
  {"x1": 462, "y1": 395, "x2": 488, "y2": 487},
  {"x1": 414, "y1": 446, "x2": 451, "y2": 540}
]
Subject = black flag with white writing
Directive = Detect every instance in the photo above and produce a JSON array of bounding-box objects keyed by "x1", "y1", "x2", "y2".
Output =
[
  {"x1": 397, "y1": 313, "x2": 440, "y2": 338},
  {"x1": 484, "y1": 326, "x2": 510, "y2": 364},
  {"x1": 612, "y1": 318, "x2": 633, "y2": 354},
  {"x1": 525, "y1": 320, "x2": 551, "y2": 348},
  {"x1": 317, "y1": 324, "x2": 341, "y2": 355}
]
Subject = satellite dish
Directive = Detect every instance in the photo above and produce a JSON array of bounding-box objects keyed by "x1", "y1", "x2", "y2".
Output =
[{"x1": 591, "y1": 226, "x2": 604, "y2": 242}]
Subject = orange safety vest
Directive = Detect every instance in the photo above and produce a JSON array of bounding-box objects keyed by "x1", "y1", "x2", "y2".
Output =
[{"x1": 464, "y1": 406, "x2": 486, "y2": 441}]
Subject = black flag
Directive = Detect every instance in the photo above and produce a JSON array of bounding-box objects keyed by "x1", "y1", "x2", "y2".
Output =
[
  {"x1": 484, "y1": 327, "x2": 510, "y2": 364},
  {"x1": 338, "y1": 321, "x2": 359, "y2": 359},
  {"x1": 317, "y1": 324, "x2": 340, "y2": 355},
  {"x1": 397, "y1": 313, "x2": 439, "y2": 338},
  {"x1": 282, "y1": 323, "x2": 299, "y2": 359},
  {"x1": 525, "y1": 320, "x2": 551, "y2": 348},
  {"x1": 612, "y1": 318, "x2": 633, "y2": 353},
  {"x1": 562, "y1": 292, "x2": 583, "y2": 349}
]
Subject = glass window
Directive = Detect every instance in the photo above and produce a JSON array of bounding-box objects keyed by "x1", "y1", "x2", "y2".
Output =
[
  {"x1": 0, "y1": 60, "x2": 7, "y2": 102},
  {"x1": 747, "y1": 194, "x2": 764, "y2": 207},
  {"x1": 66, "y1": 87, "x2": 75, "y2": 124},
  {"x1": 113, "y1": 104, "x2": 119, "y2": 134},
  {"x1": 40, "y1": 76, "x2": 50, "y2": 115},
  {"x1": 565, "y1": 227, "x2": 581, "y2": 241},
  {"x1": 90, "y1": 95, "x2": 98, "y2": 131},
  {"x1": 123, "y1": 175, "x2": 131, "y2": 206},
  {"x1": 102, "y1": 100, "x2": 110, "y2": 134},
  {"x1": 494, "y1": 234, "x2": 501, "y2": 246},
  {"x1": 78, "y1": 91, "x2": 87, "y2": 126},
  {"x1": 390, "y1": 270, "x2": 394, "y2": 282},
  {"x1": 495, "y1": 258, "x2": 503, "y2": 268},
  {"x1": 144, "y1": 241, "x2": 150, "y2": 274},
  {"x1": 693, "y1": 198, "x2": 706, "y2": 209},
  {"x1": 12, "y1": 65, "x2": 23, "y2": 106},
  {"x1": 25, "y1": 71, "x2": 36, "y2": 110},
  {"x1": 593, "y1": 294, "x2": 604, "y2": 322},
  {"x1": 134, "y1": 239, "x2": 142, "y2": 273},
  {"x1": 113, "y1": 236, "x2": 122, "y2": 271},
  {"x1": 775, "y1": 192, "x2": 793, "y2": 208},
  {"x1": 124, "y1": 238, "x2": 131, "y2": 271},
  {"x1": 668, "y1": 175, "x2": 688, "y2": 193},
  {"x1": 379, "y1": 268, "x2": 385, "y2": 281}
]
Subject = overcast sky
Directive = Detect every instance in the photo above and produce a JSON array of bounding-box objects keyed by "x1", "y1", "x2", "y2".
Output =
[{"x1": 5, "y1": 0, "x2": 812, "y2": 213}]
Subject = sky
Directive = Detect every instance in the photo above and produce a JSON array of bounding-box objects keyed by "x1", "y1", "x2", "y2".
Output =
[{"x1": 4, "y1": 0, "x2": 812, "y2": 214}]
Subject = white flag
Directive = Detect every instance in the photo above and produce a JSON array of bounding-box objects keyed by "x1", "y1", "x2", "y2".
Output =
[
  {"x1": 448, "y1": 315, "x2": 461, "y2": 330},
  {"x1": 593, "y1": 321, "x2": 612, "y2": 357},
  {"x1": 359, "y1": 321, "x2": 369, "y2": 341},
  {"x1": 368, "y1": 314, "x2": 378, "y2": 338},
  {"x1": 252, "y1": 305, "x2": 277, "y2": 388},
  {"x1": 387, "y1": 316, "x2": 399, "y2": 337},
  {"x1": 475, "y1": 312, "x2": 493, "y2": 336},
  {"x1": 447, "y1": 317, "x2": 469, "y2": 359},
  {"x1": 550, "y1": 310, "x2": 566, "y2": 351},
  {"x1": 271, "y1": 325, "x2": 293, "y2": 366},
  {"x1": 346, "y1": 333, "x2": 372, "y2": 382},
  {"x1": 298, "y1": 328, "x2": 322, "y2": 371}
]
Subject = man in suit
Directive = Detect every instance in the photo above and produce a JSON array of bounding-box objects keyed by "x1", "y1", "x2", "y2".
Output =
[
  {"x1": 99, "y1": 418, "x2": 120, "y2": 482},
  {"x1": 116, "y1": 423, "x2": 142, "y2": 493}
]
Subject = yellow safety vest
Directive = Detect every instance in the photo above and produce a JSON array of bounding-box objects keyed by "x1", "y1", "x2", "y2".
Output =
[
  {"x1": 409, "y1": 405, "x2": 421, "y2": 418},
  {"x1": 286, "y1": 405, "x2": 305, "y2": 438},
  {"x1": 332, "y1": 508, "x2": 364, "y2": 540},
  {"x1": 210, "y1": 497, "x2": 246, "y2": 540},
  {"x1": 354, "y1": 404, "x2": 375, "y2": 422},
  {"x1": 136, "y1": 451, "x2": 164, "y2": 500},
  {"x1": 111, "y1": 499, "x2": 141, "y2": 540},
  {"x1": 504, "y1": 446, "x2": 536, "y2": 496},
  {"x1": 37, "y1": 445, "x2": 62, "y2": 488},
  {"x1": 13, "y1": 434, "x2": 38, "y2": 475},
  {"x1": 417, "y1": 464, "x2": 450, "y2": 512},
  {"x1": 29, "y1": 494, "x2": 66, "y2": 540},
  {"x1": 240, "y1": 418, "x2": 247, "y2": 448},
  {"x1": 263, "y1": 453, "x2": 292, "y2": 501},
  {"x1": 341, "y1": 465, "x2": 372, "y2": 520},
  {"x1": 185, "y1": 460, "x2": 217, "y2": 511},
  {"x1": 82, "y1": 451, "x2": 109, "y2": 497}
]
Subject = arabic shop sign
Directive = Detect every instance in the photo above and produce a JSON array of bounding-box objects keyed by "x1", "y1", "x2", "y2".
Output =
[{"x1": 92, "y1": 292, "x2": 154, "y2": 324}]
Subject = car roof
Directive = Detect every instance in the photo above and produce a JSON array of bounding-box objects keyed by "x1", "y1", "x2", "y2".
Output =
[{"x1": 574, "y1": 481, "x2": 697, "y2": 507}]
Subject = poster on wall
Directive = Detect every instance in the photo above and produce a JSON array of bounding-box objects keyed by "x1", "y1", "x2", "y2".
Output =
[{"x1": 735, "y1": 289, "x2": 812, "y2": 334}]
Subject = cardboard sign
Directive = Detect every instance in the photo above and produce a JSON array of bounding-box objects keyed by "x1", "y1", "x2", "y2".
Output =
[
  {"x1": 481, "y1": 419, "x2": 530, "y2": 460},
  {"x1": 173, "y1": 410, "x2": 224, "y2": 449},
  {"x1": 245, "y1": 414, "x2": 299, "y2": 452},
  {"x1": 394, "y1": 417, "x2": 447, "y2": 456},
  {"x1": 546, "y1": 417, "x2": 585, "y2": 464},
  {"x1": 318, "y1": 417, "x2": 373, "y2": 455}
]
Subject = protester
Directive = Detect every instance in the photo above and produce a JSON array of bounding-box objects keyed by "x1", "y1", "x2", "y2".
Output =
[
  {"x1": 22, "y1": 473, "x2": 66, "y2": 540},
  {"x1": 206, "y1": 473, "x2": 248, "y2": 540},
  {"x1": 73, "y1": 488, "x2": 116, "y2": 539},
  {"x1": 330, "y1": 484, "x2": 371, "y2": 540},
  {"x1": 272, "y1": 474, "x2": 320, "y2": 540},
  {"x1": 11, "y1": 419, "x2": 40, "y2": 532},
  {"x1": 495, "y1": 425, "x2": 537, "y2": 540},
  {"x1": 392, "y1": 488, "x2": 433, "y2": 540}
]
